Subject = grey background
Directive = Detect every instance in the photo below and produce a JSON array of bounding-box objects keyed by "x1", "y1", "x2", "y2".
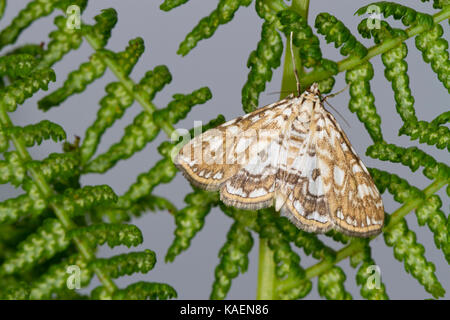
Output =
[{"x1": 0, "y1": 0, "x2": 448, "y2": 299}]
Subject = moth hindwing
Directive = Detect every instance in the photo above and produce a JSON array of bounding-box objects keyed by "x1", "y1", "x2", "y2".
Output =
[{"x1": 175, "y1": 83, "x2": 384, "y2": 237}]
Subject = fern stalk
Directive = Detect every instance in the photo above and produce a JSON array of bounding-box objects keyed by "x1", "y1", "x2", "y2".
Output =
[{"x1": 256, "y1": 0, "x2": 310, "y2": 300}]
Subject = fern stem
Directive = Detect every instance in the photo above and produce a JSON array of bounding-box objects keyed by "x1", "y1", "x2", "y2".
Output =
[
  {"x1": 301, "y1": 5, "x2": 450, "y2": 86},
  {"x1": 304, "y1": 177, "x2": 448, "y2": 280},
  {"x1": 256, "y1": 0, "x2": 310, "y2": 300},
  {"x1": 0, "y1": 104, "x2": 118, "y2": 294},
  {"x1": 383, "y1": 177, "x2": 449, "y2": 231},
  {"x1": 256, "y1": 238, "x2": 276, "y2": 299}
]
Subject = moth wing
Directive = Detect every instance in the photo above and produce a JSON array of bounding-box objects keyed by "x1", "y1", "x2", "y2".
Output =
[
  {"x1": 220, "y1": 139, "x2": 281, "y2": 209},
  {"x1": 277, "y1": 112, "x2": 333, "y2": 233},
  {"x1": 175, "y1": 98, "x2": 294, "y2": 191},
  {"x1": 316, "y1": 108, "x2": 384, "y2": 237}
]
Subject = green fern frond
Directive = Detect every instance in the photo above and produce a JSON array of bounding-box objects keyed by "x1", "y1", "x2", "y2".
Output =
[
  {"x1": 39, "y1": 15, "x2": 83, "y2": 68},
  {"x1": 165, "y1": 189, "x2": 219, "y2": 262},
  {"x1": 318, "y1": 266, "x2": 352, "y2": 300},
  {"x1": 415, "y1": 23, "x2": 449, "y2": 92},
  {"x1": 29, "y1": 253, "x2": 92, "y2": 300},
  {"x1": 0, "y1": 218, "x2": 69, "y2": 275},
  {"x1": 356, "y1": 2, "x2": 434, "y2": 28},
  {"x1": 109, "y1": 282, "x2": 177, "y2": 300},
  {"x1": 89, "y1": 250, "x2": 156, "y2": 279},
  {"x1": 0, "y1": 0, "x2": 61, "y2": 49},
  {"x1": 210, "y1": 221, "x2": 253, "y2": 299},
  {"x1": 315, "y1": 12, "x2": 368, "y2": 58},
  {"x1": 242, "y1": 21, "x2": 283, "y2": 113},
  {"x1": 67, "y1": 223, "x2": 143, "y2": 248},
  {"x1": 346, "y1": 62, "x2": 383, "y2": 142},
  {"x1": 384, "y1": 217, "x2": 445, "y2": 298},
  {"x1": 177, "y1": 0, "x2": 253, "y2": 56},
  {"x1": 0, "y1": 68, "x2": 55, "y2": 112},
  {"x1": 38, "y1": 52, "x2": 107, "y2": 110}
]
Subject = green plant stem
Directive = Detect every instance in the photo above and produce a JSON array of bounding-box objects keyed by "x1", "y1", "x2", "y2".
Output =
[
  {"x1": 256, "y1": 0, "x2": 310, "y2": 300},
  {"x1": 301, "y1": 5, "x2": 450, "y2": 87},
  {"x1": 0, "y1": 105, "x2": 118, "y2": 294},
  {"x1": 256, "y1": 238, "x2": 276, "y2": 299}
]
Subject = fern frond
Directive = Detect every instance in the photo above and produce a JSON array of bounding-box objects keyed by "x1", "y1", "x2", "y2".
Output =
[
  {"x1": 115, "y1": 158, "x2": 177, "y2": 211},
  {"x1": 356, "y1": 260, "x2": 389, "y2": 300},
  {"x1": 0, "y1": 68, "x2": 55, "y2": 112},
  {"x1": 415, "y1": 23, "x2": 449, "y2": 92},
  {"x1": 29, "y1": 253, "x2": 92, "y2": 300},
  {"x1": 416, "y1": 195, "x2": 449, "y2": 263},
  {"x1": 177, "y1": 0, "x2": 253, "y2": 56},
  {"x1": 38, "y1": 52, "x2": 107, "y2": 110},
  {"x1": 315, "y1": 12, "x2": 368, "y2": 58},
  {"x1": 0, "y1": 0, "x2": 61, "y2": 49},
  {"x1": 67, "y1": 223, "x2": 143, "y2": 248},
  {"x1": 219, "y1": 204, "x2": 259, "y2": 231},
  {"x1": 135, "y1": 65, "x2": 172, "y2": 104},
  {"x1": 346, "y1": 62, "x2": 383, "y2": 142},
  {"x1": 6, "y1": 120, "x2": 66, "y2": 148},
  {"x1": 160, "y1": 0, "x2": 191, "y2": 12},
  {"x1": 242, "y1": 21, "x2": 283, "y2": 113},
  {"x1": 165, "y1": 189, "x2": 219, "y2": 262},
  {"x1": 39, "y1": 15, "x2": 83, "y2": 68},
  {"x1": 51, "y1": 185, "x2": 118, "y2": 218},
  {"x1": 277, "y1": 9, "x2": 323, "y2": 68},
  {"x1": 400, "y1": 120, "x2": 450, "y2": 151},
  {"x1": 80, "y1": 82, "x2": 133, "y2": 163},
  {"x1": 0, "y1": 151, "x2": 27, "y2": 186},
  {"x1": 384, "y1": 217, "x2": 445, "y2": 298},
  {"x1": 89, "y1": 250, "x2": 156, "y2": 279},
  {"x1": 108, "y1": 282, "x2": 177, "y2": 300},
  {"x1": 0, "y1": 218, "x2": 69, "y2": 275},
  {"x1": 84, "y1": 111, "x2": 159, "y2": 173},
  {"x1": 153, "y1": 87, "x2": 212, "y2": 129},
  {"x1": 275, "y1": 216, "x2": 336, "y2": 261},
  {"x1": 0, "y1": 54, "x2": 37, "y2": 78},
  {"x1": 318, "y1": 266, "x2": 352, "y2": 300},
  {"x1": 114, "y1": 37, "x2": 145, "y2": 77},
  {"x1": 0, "y1": 194, "x2": 46, "y2": 224},
  {"x1": 82, "y1": 8, "x2": 118, "y2": 49},
  {"x1": 86, "y1": 87, "x2": 211, "y2": 173},
  {"x1": 367, "y1": 143, "x2": 450, "y2": 180},
  {"x1": 255, "y1": 0, "x2": 287, "y2": 25},
  {"x1": 210, "y1": 221, "x2": 253, "y2": 299},
  {"x1": 27, "y1": 153, "x2": 79, "y2": 185},
  {"x1": 356, "y1": 2, "x2": 434, "y2": 28}
]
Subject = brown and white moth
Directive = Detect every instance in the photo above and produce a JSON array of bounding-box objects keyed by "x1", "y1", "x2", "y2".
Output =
[{"x1": 174, "y1": 35, "x2": 384, "y2": 237}]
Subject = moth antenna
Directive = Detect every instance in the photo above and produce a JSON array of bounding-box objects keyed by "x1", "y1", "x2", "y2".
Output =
[
  {"x1": 289, "y1": 31, "x2": 301, "y2": 96},
  {"x1": 267, "y1": 90, "x2": 295, "y2": 96},
  {"x1": 324, "y1": 99, "x2": 351, "y2": 128},
  {"x1": 321, "y1": 83, "x2": 350, "y2": 100}
]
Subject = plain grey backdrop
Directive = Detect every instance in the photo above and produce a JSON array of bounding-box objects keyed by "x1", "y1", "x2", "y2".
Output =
[{"x1": 0, "y1": 0, "x2": 448, "y2": 299}]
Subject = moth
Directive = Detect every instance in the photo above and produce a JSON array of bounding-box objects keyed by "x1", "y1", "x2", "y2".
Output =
[{"x1": 175, "y1": 36, "x2": 384, "y2": 237}]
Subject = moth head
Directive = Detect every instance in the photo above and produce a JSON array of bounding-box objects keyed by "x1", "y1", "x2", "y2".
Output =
[{"x1": 307, "y1": 82, "x2": 321, "y2": 96}]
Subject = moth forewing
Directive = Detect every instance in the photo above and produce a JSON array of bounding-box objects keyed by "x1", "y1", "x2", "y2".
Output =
[{"x1": 175, "y1": 83, "x2": 385, "y2": 237}]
